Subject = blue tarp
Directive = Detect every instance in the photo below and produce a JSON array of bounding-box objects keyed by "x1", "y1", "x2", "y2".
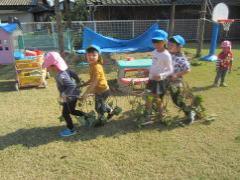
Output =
[
  {"x1": 77, "y1": 23, "x2": 159, "y2": 54},
  {"x1": 0, "y1": 23, "x2": 17, "y2": 33}
]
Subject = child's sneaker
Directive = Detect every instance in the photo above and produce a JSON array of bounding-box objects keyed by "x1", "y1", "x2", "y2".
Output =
[
  {"x1": 60, "y1": 129, "x2": 76, "y2": 137},
  {"x1": 188, "y1": 110, "x2": 196, "y2": 124},
  {"x1": 220, "y1": 83, "x2": 227, "y2": 87}
]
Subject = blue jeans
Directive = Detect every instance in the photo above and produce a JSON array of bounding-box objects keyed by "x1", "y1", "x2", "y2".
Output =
[{"x1": 214, "y1": 69, "x2": 228, "y2": 85}]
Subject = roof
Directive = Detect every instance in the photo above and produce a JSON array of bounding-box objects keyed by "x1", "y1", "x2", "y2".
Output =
[
  {"x1": 86, "y1": 0, "x2": 240, "y2": 6},
  {"x1": 0, "y1": 0, "x2": 36, "y2": 6}
]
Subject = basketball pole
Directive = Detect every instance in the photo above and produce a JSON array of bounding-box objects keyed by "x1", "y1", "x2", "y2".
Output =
[{"x1": 201, "y1": 22, "x2": 220, "y2": 61}]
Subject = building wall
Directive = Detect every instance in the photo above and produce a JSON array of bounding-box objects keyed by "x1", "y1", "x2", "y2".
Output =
[
  {"x1": 92, "y1": 5, "x2": 240, "y2": 20},
  {"x1": 0, "y1": 10, "x2": 34, "y2": 23},
  {"x1": 93, "y1": 6, "x2": 201, "y2": 20}
]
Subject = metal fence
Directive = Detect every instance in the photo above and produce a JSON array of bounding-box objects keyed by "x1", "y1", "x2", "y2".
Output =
[{"x1": 20, "y1": 19, "x2": 240, "y2": 51}]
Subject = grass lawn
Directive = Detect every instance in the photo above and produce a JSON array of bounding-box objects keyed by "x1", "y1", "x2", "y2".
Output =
[{"x1": 0, "y1": 43, "x2": 240, "y2": 179}]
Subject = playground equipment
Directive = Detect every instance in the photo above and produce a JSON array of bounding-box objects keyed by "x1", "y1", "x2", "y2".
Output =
[
  {"x1": 116, "y1": 59, "x2": 152, "y2": 93},
  {"x1": 0, "y1": 23, "x2": 23, "y2": 64},
  {"x1": 202, "y1": 3, "x2": 239, "y2": 61},
  {"x1": 15, "y1": 51, "x2": 47, "y2": 90}
]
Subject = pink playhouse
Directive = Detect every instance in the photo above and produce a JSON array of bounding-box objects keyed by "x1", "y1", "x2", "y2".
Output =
[{"x1": 0, "y1": 23, "x2": 23, "y2": 64}]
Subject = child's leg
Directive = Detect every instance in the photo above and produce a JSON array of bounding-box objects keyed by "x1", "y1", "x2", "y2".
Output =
[
  {"x1": 169, "y1": 85, "x2": 187, "y2": 112},
  {"x1": 62, "y1": 103, "x2": 74, "y2": 130},
  {"x1": 156, "y1": 96, "x2": 164, "y2": 117},
  {"x1": 220, "y1": 69, "x2": 228, "y2": 85},
  {"x1": 214, "y1": 69, "x2": 221, "y2": 85},
  {"x1": 67, "y1": 99, "x2": 86, "y2": 117}
]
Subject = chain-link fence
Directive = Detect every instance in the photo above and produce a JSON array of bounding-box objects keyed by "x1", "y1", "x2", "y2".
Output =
[{"x1": 20, "y1": 19, "x2": 240, "y2": 51}]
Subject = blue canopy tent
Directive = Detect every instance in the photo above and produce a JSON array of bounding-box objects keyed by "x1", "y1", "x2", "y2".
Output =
[{"x1": 76, "y1": 23, "x2": 160, "y2": 54}]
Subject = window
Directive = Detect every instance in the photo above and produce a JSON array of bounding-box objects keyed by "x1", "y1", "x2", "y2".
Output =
[{"x1": 5, "y1": 47, "x2": 9, "y2": 51}]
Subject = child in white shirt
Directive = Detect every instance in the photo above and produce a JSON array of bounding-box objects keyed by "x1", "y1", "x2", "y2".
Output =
[{"x1": 146, "y1": 30, "x2": 173, "y2": 119}]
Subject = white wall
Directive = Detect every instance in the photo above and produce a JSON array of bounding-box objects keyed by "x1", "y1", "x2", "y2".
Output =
[{"x1": 0, "y1": 10, "x2": 34, "y2": 23}]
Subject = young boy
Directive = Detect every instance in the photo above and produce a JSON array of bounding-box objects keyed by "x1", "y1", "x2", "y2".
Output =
[
  {"x1": 168, "y1": 35, "x2": 196, "y2": 124},
  {"x1": 214, "y1": 40, "x2": 233, "y2": 87},
  {"x1": 146, "y1": 30, "x2": 173, "y2": 120},
  {"x1": 81, "y1": 45, "x2": 114, "y2": 127}
]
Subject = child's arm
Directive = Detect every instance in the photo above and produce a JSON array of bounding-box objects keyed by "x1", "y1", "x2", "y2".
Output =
[
  {"x1": 82, "y1": 79, "x2": 98, "y2": 99},
  {"x1": 67, "y1": 70, "x2": 80, "y2": 84}
]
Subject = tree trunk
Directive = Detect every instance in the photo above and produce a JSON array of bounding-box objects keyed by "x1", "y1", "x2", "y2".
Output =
[
  {"x1": 169, "y1": 0, "x2": 176, "y2": 37},
  {"x1": 196, "y1": 0, "x2": 208, "y2": 57},
  {"x1": 55, "y1": 0, "x2": 65, "y2": 55},
  {"x1": 64, "y1": 0, "x2": 71, "y2": 28}
]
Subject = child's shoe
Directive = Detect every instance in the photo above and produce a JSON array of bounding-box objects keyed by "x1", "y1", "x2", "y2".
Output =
[
  {"x1": 60, "y1": 129, "x2": 76, "y2": 137},
  {"x1": 220, "y1": 83, "x2": 227, "y2": 87},
  {"x1": 187, "y1": 110, "x2": 196, "y2": 124}
]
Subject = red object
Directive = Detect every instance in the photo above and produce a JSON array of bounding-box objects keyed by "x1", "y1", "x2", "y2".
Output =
[
  {"x1": 126, "y1": 57, "x2": 135, "y2": 61},
  {"x1": 25, "y1": 50, "x2": 37, "y2": 56}
]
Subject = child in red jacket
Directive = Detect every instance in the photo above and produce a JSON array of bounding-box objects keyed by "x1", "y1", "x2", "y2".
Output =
[{"x1": 213, "y1": 40, "x2": 233, "y2": 87}]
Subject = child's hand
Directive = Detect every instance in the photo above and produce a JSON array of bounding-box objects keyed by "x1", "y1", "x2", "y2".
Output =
[{"x1": 170, "y1": 74, "x2": 178, "y2": 80}]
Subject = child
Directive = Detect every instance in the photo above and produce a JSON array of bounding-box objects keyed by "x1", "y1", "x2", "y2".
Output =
[
  {"x1": 213, "y1": 40, "x2": 233, "y2": 87},
  {"x1": 146, "y1": 30, "x2": 173, "y2": 119},
  {"x1": 168, "y1": 35, "x2": 196, "y2": 124},
  {"x1": 43, "y1": 52, "x2": 87, "y2": 137},
  {"x1": 81, "y1": 45, "x2": 113, "y2": 127}
]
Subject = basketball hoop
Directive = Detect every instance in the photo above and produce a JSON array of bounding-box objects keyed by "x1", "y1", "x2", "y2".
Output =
[{"x1": 218, "y1": 19, "x2": 235, "y2": 32}]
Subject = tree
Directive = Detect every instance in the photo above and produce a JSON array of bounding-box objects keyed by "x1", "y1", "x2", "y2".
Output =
[{"x1": 62, "y1": 0, "x2": 88, "y2": 21}]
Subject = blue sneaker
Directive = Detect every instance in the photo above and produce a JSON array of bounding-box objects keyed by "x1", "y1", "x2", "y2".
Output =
[{"x1": 60, "y1": 129, "x2": 76, "y2": 137}]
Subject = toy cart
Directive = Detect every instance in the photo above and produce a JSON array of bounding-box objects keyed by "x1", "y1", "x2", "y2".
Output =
[{"x1": 15, "y1": 55, "x2": 47, "y2": 90}]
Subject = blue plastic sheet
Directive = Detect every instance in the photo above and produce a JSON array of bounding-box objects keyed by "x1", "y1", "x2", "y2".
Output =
[
  {"x1": 0, "y1": 23, "x2": 17, "y2": 33},
  {"x1": 77, "y1": 23, "x2": 159, "y2": 54}
]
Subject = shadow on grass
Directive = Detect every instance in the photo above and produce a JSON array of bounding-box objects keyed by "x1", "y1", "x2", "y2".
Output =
[
  {"x1": 191, "y1": 85, "x2": 215, "y2": 93},
  {"x1": 0, "y1": 81, "x2": 17, "y2": 92},
  {"x1": 0, "y1": 111, "x2": 189, "y2": 150},
  {"x1": 0, "y1": 65, "x2": 15, "y2": 81}
]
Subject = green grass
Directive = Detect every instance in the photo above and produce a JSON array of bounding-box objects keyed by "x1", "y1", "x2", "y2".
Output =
[{"x1": 0, "y1": 43, "x2": 240, "y2": 179}]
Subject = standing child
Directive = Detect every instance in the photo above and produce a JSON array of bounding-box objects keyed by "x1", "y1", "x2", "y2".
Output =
[
  {"x1": 81, "y1": 45, "x2": 114, "y2": 127},
  {"x1": 214, "y1": 40, "x2": 233, "y2": 87},
  {"x1": 43, "y1": 52, "x2": 87, "y2": 137},
  {"x1": 146, "y1": 30, "x2": 173, "y2": 119}
]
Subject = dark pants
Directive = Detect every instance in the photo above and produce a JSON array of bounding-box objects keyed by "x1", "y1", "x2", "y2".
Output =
[
  {"x1": 95, "y1": 90, "x2": 112, "y2": 116},
  {"x1": 214, "y1": 69, "x2": 228, "y2": 85},
  {"x1": 147, "y1": 80, "x2": 168, "y2": 99},
  {"x1": 169, "y1": 83, "x2": 189, "y2": 115},
  {"x1": 62, "y1": 99, "x2": 85, "y2": 130}
]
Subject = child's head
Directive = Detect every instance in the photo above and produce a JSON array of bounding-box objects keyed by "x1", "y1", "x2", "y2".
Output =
[
  {"x1": 168, "y1": 35, "x2": 186, "y2": 54},
  {"x1": 43, "y1": 52, "x2": 68, "y2": 73},
  {"x1": 221, "y1": 40, "x2": 232, "y2": 53},
  {"x1": 152, "y1": 30, "x2": 168, "y2": 51},
  {"x1": 86, "y1": 45, "x2": 103, "y2": 64}
]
